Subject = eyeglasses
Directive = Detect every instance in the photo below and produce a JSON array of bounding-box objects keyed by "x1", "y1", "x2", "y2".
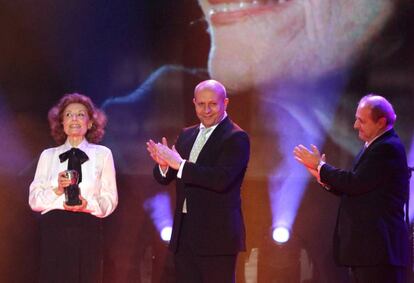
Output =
[{"x1": 63, "y1": 112, "x2": 88, "y2": 120}]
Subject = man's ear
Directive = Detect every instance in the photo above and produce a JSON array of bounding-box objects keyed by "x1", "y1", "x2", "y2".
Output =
[
  {"x1": 224, "y1": 98, "x2": 229, "y2": 109},
  {"x1": 378, "y1": 117, "x2": 387, "y2": 128}
]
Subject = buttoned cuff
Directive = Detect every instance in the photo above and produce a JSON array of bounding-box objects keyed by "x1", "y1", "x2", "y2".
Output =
[
  {"x1": 317, "y1": 160, "x2": 325, "y2": 172},
  {"x1": 177, "y1": 160, "x2": 186, "y2": 179},
  {"x1": 317, "y1": 161, "x2": 330, "y2": 190},
  {"x1": 159, "y1": 165, "x2": 169, "y2": 177}
]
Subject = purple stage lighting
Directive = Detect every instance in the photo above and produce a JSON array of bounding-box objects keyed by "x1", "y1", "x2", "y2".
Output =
[
  {"x1": 143, "y1": 192, "x2": 173, "y2": 242},
  {"x1": 408, "y1": 136, "x2": 414, "y2": 222}
]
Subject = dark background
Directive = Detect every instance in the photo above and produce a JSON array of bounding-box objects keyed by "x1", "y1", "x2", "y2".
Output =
[{"x1": 0, "y1": 1, "x2": 413, "y2": 282}]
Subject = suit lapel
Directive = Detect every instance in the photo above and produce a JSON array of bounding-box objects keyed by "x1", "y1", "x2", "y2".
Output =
[
  {"x1": 196, "y1": 117, "x2": 230, "y2": 163},
  {"x1": 352, "y1": 129, "x2": 395, "y2": 171},
  {"x1": 352, "y1": 147, "x2": 367, "y2": 171},
  {"x1": 180, "y1": 126, "x2": 200, "y2": 160}
]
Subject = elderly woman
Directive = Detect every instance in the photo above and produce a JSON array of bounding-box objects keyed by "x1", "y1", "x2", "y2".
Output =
[{"x1": 29, "y1": 93, "x2": 118, "y2": 283}]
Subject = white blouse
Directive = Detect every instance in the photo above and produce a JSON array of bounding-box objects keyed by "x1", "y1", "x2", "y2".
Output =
[{"x1": 29, "y1": 139, "x2": 118, "y2": 218}]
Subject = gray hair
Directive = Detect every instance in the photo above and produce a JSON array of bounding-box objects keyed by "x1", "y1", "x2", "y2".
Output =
[{"x1": 359, "y1": 94, "x2": 397, "y2": 126}]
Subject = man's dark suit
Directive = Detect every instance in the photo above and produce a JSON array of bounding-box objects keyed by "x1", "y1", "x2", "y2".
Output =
[
  {"x1": 320, "y1": 129, "x2": 409, "y2": 271},
  {"x1": 153, "y1": 116, "x2": 250, "y2": 278}
]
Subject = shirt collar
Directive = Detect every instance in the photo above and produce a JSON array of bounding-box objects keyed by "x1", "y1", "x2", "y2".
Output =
[
  {"x1": 199, "y1": 112, "x2": 228, "y2": 131},
  {"x1": 365, "y1": 127, "x2": 393, "y2": 148},
  {"x1": 64, "y1": 138, "x2": 89, "y2": 151}
]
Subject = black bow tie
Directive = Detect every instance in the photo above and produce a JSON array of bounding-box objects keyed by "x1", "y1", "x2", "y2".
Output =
[{"x1": 59, "y1": 148, "x2": 89, "y2": 183}]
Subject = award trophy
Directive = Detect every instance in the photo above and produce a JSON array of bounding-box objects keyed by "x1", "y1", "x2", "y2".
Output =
[{"x1": 64, "y1": 170, "x2": 82, "y2": 206}]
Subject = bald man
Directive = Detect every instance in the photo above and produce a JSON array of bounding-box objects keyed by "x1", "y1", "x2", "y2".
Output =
[
  {"x1": 147, "y1": 79, "x2": 250, "y2": 283},
  {"x1": 294, "y1": 94, "x2": 410, "y2": 283}
]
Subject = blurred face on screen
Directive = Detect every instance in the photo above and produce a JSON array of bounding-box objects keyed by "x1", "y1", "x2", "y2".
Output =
[{"x1": 197, "y1": 0, "x2": 395, "y2": 92}]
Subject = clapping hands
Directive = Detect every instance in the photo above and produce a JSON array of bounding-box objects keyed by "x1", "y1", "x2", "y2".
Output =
[{"x1": 146, "y1": 137, "x2": 184, "y2": 170}]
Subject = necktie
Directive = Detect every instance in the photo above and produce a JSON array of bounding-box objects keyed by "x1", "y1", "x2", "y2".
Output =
[
  {"x1": 59, "y1": 147, "x2": 89, "y2": 183},
  {"x1": 183, "y1": 128, "x2": 212, "y2": 213},
  {"x1": 189, "y1": 127, "x2": 212, "y2": 163}
]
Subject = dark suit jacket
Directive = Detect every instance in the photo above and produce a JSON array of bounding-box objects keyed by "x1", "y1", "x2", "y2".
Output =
[
  {"x1": 153, "y1": 116, "x2": 250, "y2": 255},
  {"x1": 320, "y1": 128, "x2": 409, "y2": 267}
]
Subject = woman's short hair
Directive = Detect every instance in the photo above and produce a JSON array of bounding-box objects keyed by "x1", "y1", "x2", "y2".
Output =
[{"x1": 48, "y1": 93, "x2": 107, "y2": 145}]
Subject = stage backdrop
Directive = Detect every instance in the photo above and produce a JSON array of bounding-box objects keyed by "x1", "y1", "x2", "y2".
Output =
[{"x1": 1, "y1": 1, "x2": 413, "y2": 282}]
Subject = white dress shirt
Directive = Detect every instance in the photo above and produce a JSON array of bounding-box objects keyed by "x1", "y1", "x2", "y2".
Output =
[{"x1": 29, "y1": 139, "x2": 118, "y2": 218}]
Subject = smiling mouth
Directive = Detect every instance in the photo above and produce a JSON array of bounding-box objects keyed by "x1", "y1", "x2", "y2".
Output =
[{"x1": 206, "y1": 0, "x2": 291, "y2": 25}]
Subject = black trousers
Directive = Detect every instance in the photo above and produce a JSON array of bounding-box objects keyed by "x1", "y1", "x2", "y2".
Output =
[
  {"x1": 39, "y1": 210, "x2": 103, "y2": 283},
  {"x1": 174, "y1": 214, "x2": 238, "y2": 283},
  {"x1": 351, "y1": 265, "x2": 407, "y2": 283}
]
